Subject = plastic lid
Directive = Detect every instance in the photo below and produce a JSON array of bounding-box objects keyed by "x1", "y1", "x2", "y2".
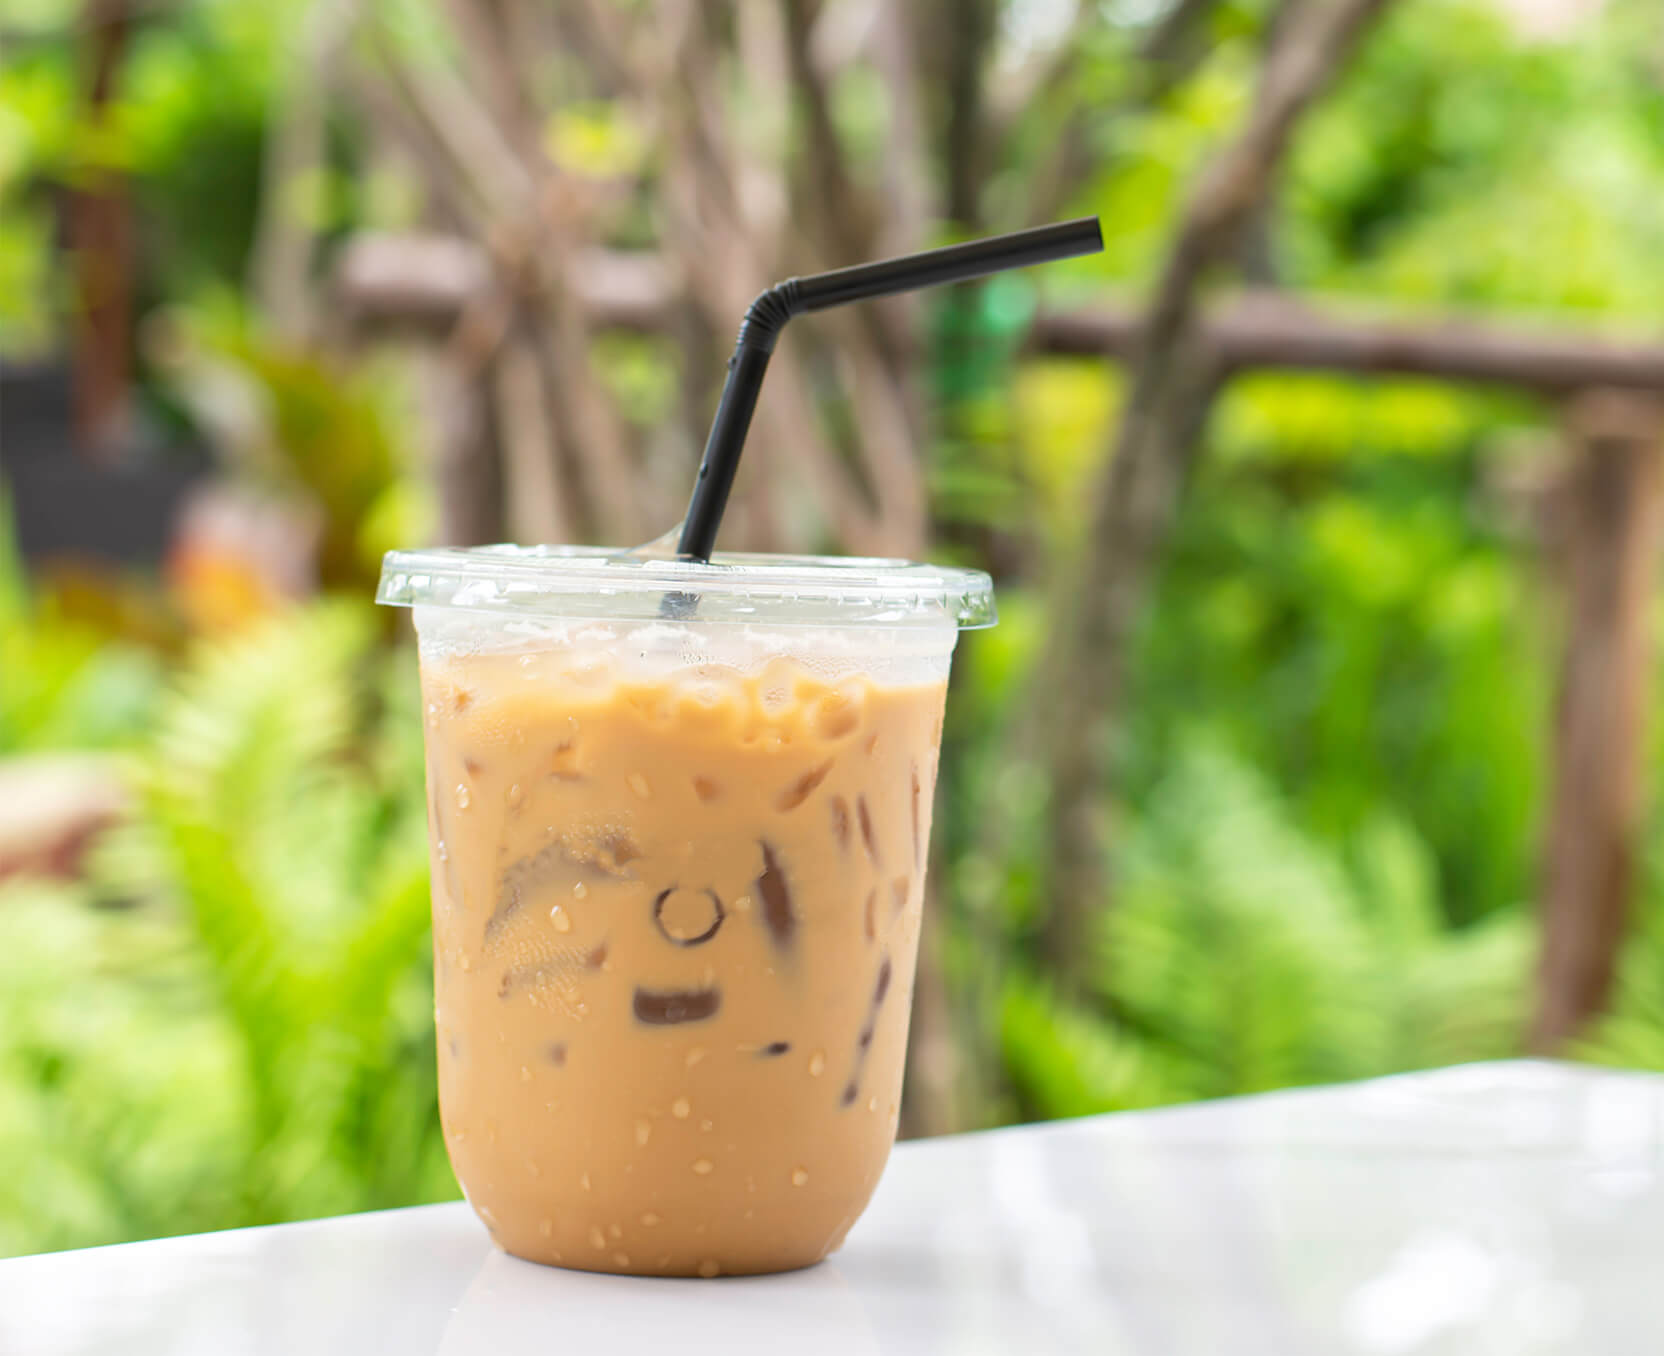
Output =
[{"x1": 377, "y1": 546, "x2": 996, "y2": 629}]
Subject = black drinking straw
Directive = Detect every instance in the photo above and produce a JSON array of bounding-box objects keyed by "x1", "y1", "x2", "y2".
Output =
[{"x1": 675, "y1": 216, "x2": 1104, "y2": 562}]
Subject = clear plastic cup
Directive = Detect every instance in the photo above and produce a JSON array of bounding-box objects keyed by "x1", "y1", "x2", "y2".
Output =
[{"x1": 378, "y1": 546, "x2": 993, "y2": 1277}]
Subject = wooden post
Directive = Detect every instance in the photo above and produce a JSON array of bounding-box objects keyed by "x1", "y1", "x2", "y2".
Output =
[
  {"x1": 69, "y1": 0, "x2": 134, "y2": 458},
  {"x1": 1530, "y1": 391, "x2": 1664, "y2": 1051}
]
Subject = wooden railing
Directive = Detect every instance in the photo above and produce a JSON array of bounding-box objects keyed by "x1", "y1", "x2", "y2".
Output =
[{"x1": 1033, "y1": 299, "x2": 1664, "y2": 1051}]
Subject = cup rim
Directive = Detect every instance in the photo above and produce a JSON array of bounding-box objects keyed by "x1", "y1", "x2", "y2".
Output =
[{"x1": 377, "y1": 545, "x2": 996, "y2": 630}]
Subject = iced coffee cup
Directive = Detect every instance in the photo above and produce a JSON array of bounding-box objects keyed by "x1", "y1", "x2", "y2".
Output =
[{"x1": 378, "y1": 546, "x2": 992, "y2": 1277}]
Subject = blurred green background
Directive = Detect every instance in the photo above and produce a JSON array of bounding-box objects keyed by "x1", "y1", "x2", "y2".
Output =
[{"x1": 6, "y1": 0, "x2": 1664, "y2": 1257}]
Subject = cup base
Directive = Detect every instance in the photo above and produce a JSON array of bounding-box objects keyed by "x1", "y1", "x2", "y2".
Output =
[{"x1": 494, "y1": 1235, "x2": 839, "y2": 1279}]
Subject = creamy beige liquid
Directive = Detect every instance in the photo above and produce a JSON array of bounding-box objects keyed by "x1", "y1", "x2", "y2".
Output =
[{"x1": 420, "y1": 642, "x2": 946, "y2": 1277}]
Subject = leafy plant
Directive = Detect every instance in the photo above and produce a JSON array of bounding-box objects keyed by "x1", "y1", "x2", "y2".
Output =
[
  {"x1": 0, "y1": 601, "x2": 453, "y2": 1255},
  {"x1": 1001, "y1": 740, "x2": 1532, "y2": 1120},
  {"x1": 0, "y1": 493, "x2": 161, "y2": 755}
]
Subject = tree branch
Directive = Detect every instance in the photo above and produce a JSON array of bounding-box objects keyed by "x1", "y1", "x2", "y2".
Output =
[
  {"x1": 1037, "y1": 0, "x2": 1398, "y2": 995},
  {"x1": 780, "y1": 0, "x2": 875, "y2": 267},
  {"x1": 249, "y1": 0, "x2": 363, "y2": 340},
  {"x1": 442, "y1": 0, "x2": 542, "y2": 158},
  {"x1": 1007, "y1": 0, "x2": 1226, "y2": 229}
]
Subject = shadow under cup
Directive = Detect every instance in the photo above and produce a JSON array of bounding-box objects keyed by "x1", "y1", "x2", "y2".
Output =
[{"x1": 378, "y1": 547, "x2": 994, "y2": 1278}]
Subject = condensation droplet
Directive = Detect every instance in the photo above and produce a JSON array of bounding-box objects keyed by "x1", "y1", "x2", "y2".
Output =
[
  {"x1": 635, "y1": 1119, "x2": 652, "y2": 1147},
  {"x1": 642, "y1": 1212, "x2": 661, "y2": 1227},
  {"x1": 698, "y1": 1259, "x2": 720, "y2": 1278},
  {"x1": 520, "y1": 1065, "x2": 531, "y2": 1082},
  {"x1": 867, "y1": 1095, "x2": 878, "y2": 1112},
  {"x1": 628, "y1": 772, "x2": 652, "y2": 799},
  {"x1": 455, "y1": 783, "x2": 471, "y2": 810},
  {"x1": 672, "y1": 1097, "x2": 690, "y2": 1119},
  {"x1": 609, "y1": 1223, "x2": 623, "y2": 1240},
  {"x1": 539, "y1": 1218, "x2": 552, "y2": 1237},
  {"x1": 792, "y1": 1168, "x2": 809, "y2": 1187},
  {"x1": 506, "y1": 782, "x2": 524, "y2": 810},
  {"x1": 700, "y1": 1119, "x2": 713, "y2": 1131},
  {"x1": 808, "y1": 1051, "x2": 826, "y2": 1077},
  {"x1": 613, "y1": 1251, "x2": 631, "y2": 1267},
  {"x1": 692, "y1": 1158, "x2": 714, "y2": 1175},
  {"x1": 590, "y1": 1225, "x2": 607, "y2": 1250},
  {"x1": 458, "y1": 952, "x2": 472, "y2": 972},
  {"x1": 685, "y1": 1047, "x2": 707, "y2": 1068},
  {"x1": 550, "y1": 904, "x2": 572, "y2": 933},
  {"x1": 573, "y1": 881, "x2": 588, "y2": 900},
  {"x1": 436, "y1": 841, "x2": 449, "y2": 862},
  {"x1": 580, "y1": 1172, "x2": 592, "y2": 1191},
  {"x1": 731, "y1": 894, "x2": 752, "y2": 913}
]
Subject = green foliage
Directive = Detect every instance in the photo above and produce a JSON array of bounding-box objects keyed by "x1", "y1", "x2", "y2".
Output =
[
  {"x1": 0, "y1": 603, "x2": 453, "y2": 1256},
  {"x1": 158, "y1": 296, "x2": 430, "y2": 591},
  {"x1": 1289, "y1": 0, "x2": 1664, "y2": 314},
  {"x1": 0, "y1": 879, "x2": 241, "y2": 1255},
  {"x1": 1131, "y1": 412, "x2": 1549, "y2": 927},
  {"x1": 0, "y1": 3, "x2": 291, "y2": 354},
  {"x1": 0, "y1": 495, "x2": 161, "y2": 755},
  {"x1": 1000, "y1": 741, "x2": 1531, "y2": 1121}
]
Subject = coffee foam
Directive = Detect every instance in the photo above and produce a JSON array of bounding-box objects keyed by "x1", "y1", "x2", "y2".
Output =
[{"x1": 413, "y1": 608, "x2": 956, "y2": 687}]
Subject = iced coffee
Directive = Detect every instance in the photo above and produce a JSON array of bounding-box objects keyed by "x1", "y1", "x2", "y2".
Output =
[{"x1": 379, "y1": 546, "x2": 992, "y2": 1277}]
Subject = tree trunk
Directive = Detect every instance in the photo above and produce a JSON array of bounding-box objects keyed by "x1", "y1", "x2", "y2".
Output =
[
  {"x1": 69, "y1": 0, "x2": 133, "y2": 459},
  {"x1": 1036, "y1": 0, "x2": 1398, "y2": 996},
  {"x1": 1530, "y1": 391, "x2": 1664, "y2": 1051},
  {"x1": 423, "y1": 349, "x2": 505, "y2": 546}
]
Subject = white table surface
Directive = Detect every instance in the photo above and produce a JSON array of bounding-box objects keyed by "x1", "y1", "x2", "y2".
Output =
[{"x1": 2, "y1": 1061, "x2": 1660, "y2": 1356}]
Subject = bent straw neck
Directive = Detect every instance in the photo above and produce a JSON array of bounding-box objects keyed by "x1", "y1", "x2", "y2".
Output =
[{"x1": 676, "y1": 217, "x2": 1104, "y2": 562}]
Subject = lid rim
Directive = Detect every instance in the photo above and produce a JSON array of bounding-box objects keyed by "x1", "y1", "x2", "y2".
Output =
[{"x1": 376, "y1": 546, "x2": 997, "y2": 629}]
